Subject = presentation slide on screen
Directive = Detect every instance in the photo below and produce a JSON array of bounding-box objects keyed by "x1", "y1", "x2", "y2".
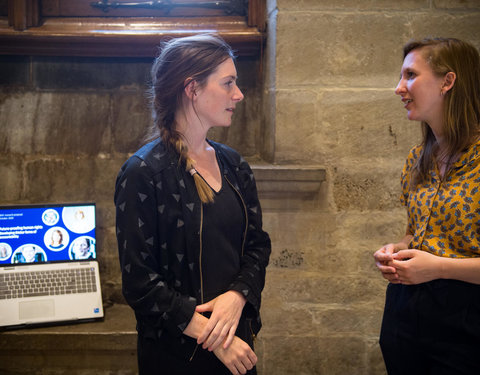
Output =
[{"x1": 0, "y1": 205, "x2": 96, "y2": 265}]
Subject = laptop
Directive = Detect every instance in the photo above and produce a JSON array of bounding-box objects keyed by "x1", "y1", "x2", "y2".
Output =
[{"x1": 0, "y1": 203, "x2": 104, "y2": 329}]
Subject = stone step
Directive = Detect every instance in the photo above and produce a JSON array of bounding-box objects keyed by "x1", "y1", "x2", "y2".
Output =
[{"x1": 0, "y1": 304, "x2": 137, "y2": 375}]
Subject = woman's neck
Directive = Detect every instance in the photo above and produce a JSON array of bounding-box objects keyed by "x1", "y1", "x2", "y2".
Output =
[
  {"x1": 174, "y1": 120, "x2": 211, "y2": 158},
  {"x1": 429, "y1": 122, "x2": 448, "y2": 156}
]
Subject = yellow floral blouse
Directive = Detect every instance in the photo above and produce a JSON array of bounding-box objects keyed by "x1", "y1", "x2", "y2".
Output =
[{"x1": 401, "y1": 140, "x2": 480, "y2": 258}]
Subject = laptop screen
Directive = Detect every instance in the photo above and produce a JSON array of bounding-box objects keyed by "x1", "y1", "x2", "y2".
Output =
[{"x1": 0, "y1": 203, "x2": 96, "y2": 265}]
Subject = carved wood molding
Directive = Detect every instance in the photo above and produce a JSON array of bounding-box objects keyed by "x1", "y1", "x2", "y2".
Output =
[{"x1": 0, "y1": 0, "x2": 265, "y2": 57}]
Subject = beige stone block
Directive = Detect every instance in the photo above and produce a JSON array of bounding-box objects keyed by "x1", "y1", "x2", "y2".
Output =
[
  {"x1": 98, "y1": 232, "x2": 123, "y2": 305},
  {"x1": 264, "y1": 211, "x2": 327, "y2": 250},
  {"x1": 261, "y1": 88, "x2": 276, "y2": 162},
  {"x1": 315, "y1": 306, "x2": 384, "y2": 336},
  {"x1": 275, "y1": 89, "x2": 422, "y2": 164},
  {"x1": 277, "y1": 0, "x2": 428, "y2": 10},
  {"x1": 33, "y1": 92, "x2": 111, "y2": 155},
  {"x1": 333, "y1": 210, "x2": 408, "y2": 273},
  {"x1": 261, "y1": 296, "x2": 384, "y2": 337},
  {"x1": 264, "y1": 211, "x2": 360, "y2": 273},
  {"x1": 263, "y1": 269, "x2": 387, "y2": 305},
  {"x1": 261, "y1": 296, "x2": 317, "y2": 336},
  {"x1": 23, "y1": 156, "x2": 123, "y2": 203},
  {"x1": 0, "y1": 156, "x2": 23, "y2": 202},
  {"x1": 263, "y1": 210, "x2": 408, "y2": 275},
  {"x1": 96, "y1": 200, "x2": 116, "y2": 229},
  {"x1": 92, "y1": 157, "x2": 127, "y2": 203},
  {"x1": 275, "y1": 9, "x2": 480, "y2": 90},
  {"x1": 112, "y1": 91, "x2": 152, "y2": 154},
  {"x1": 274, "y1": 89, "x2": 317, "y2": 163},
  {"x1": 0, "y1": 304, "x2": 137, "y2": 374},
  {"x1": 97, "y1": 228, "x2": 118, "y2": 259},
  {"x1": 316, "y1": 90, "x2": 422, "y2": 162},
  {"x1": 334, "y1": 210, "x2": 407, "y2": 248},
  {"x1": 433, "y1": 0, "x2": 480, "y2": 9},
  {"x1": 253, "y1": 336, "x2": 266, "y2": 374},
  {"x1": 332, "y1": 160, "x2": 405, "y2": 211},
  {"x1": 367, "y1": 337, "x2": 388, "y2": 375},
  {"x1": 276, "y1": 12, "x2": 408, "y2": 88},
  {"x1": 262, "y1": 335, "x2": 367, "y2": 375},
  {"x1": 0, "y1": 92, "x2": 37, "y2": 155},
  {"x1": 99, "y1": 228, "x2": 121, "y2": 275},
  {"x1": 0, "y1": 90, "x2": 111, "y2": 156},
  {"x1": 409, "y1": 13, "x2": 480, "y2": 49}
]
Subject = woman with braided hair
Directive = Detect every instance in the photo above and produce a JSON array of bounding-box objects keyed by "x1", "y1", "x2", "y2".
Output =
[{"x1": 114, "y1": 34, "x2": 271, "y2": 375}]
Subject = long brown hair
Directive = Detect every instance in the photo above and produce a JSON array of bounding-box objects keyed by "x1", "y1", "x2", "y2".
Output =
[
  {"x1": 147, "y1": 34, "x2": 236, "y2": 203},
  {"x1": 403, "y1": 38, "x2": 480, "y2": 186}
]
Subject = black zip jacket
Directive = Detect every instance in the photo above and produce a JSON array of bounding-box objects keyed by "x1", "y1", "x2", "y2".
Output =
[{"x1": 114, "y1": 138, "x2": 271, "y2": 359}]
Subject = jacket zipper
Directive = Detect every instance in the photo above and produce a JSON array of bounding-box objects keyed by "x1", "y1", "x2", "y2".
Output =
[
  {"x1": 189, "y1": 177, "x2": 248, "y2": 361},
  {"x1": 226, "y1": 176, "x2": 256, "y2": 344},
  {"x1": 225, "y1": 176, "x2": 248, "y2": 256},
  {"x1": 199, "y1": 202, "x2": 205, "y2": 305},
  {"x1": 249, "y1": 318, "x2": 257, "y2": 344},
  {"x1": 189, "y1": 203, "x2": 204, "y2": 362}
]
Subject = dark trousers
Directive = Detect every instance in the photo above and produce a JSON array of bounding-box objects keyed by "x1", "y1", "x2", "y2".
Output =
[{"x1": 380, "y1": 280, "x2": 480, "y2": 375}]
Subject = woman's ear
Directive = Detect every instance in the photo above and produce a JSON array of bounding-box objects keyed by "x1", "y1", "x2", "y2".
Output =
[
  {"x1": 442, "y1": 72, "x2": 456, "y2": 95},
  {"x1": 184, "y1": 78, "x2": 197, "y2": 100}
]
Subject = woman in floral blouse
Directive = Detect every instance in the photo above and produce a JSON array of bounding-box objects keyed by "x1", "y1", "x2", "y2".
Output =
[{"x1": 374, "y1": 38, "x2": 480, "y2": 374}]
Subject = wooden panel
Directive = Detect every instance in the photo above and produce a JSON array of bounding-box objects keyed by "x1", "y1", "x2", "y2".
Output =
[
  {"x1": 27, "y1": 0, "x2": 39, "y2": 26},
  {"x1": 0, "y1": 17, "x2": 263, "y2": 57},
  {"x1": 8, "y1": 0, "x2": 40, "y2": 30},
  {"x1": 248, "y1": 0, "x2": 265, "y2": 31},
  {"x1": 0, "y1": 0, "x2": 265, "y2": 56},
  {"x1": 41, "y1": 0, "x2": 244, "y2": 17},
  {"x1": 0, "y1": 0, "x2": 8, "y2": 16}
]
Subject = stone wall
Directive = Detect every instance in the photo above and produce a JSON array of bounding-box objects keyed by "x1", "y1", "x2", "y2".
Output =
[
  {"x1": 1, "y1": 0, "x2": 480, "y2": 374},
  {"x1": 0, "y1": 54, "x2": 261, "y2": 305}
]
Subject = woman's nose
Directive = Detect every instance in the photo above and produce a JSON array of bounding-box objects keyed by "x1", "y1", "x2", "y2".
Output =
[
  {"x1": 395, "y1": 79, "x2": 405, "y2": 95},
  {"x1": 233, "y1": 84, "x2": 244, "y2": 102}
]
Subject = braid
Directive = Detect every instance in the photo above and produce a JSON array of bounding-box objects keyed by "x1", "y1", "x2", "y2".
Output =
[
  {"x1": 187, "y1": 160, "x2": 215, "y2": 204},
  {"x1": 162, "y1": 128, "x2": 214, "y2": 204}
]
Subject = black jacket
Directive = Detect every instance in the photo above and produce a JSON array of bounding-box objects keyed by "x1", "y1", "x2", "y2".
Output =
[{"x1": 114, "y1": 138, "x2": 271, "y2": 358}]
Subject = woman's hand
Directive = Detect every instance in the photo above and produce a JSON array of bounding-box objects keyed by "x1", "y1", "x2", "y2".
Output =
[
  {"x1": 374, "y1": 242, "x2": 407, "y2": 283},
  {"x1": 213, "y1": 336, "x2": 257, "y2": 375},
  {"x1": 391, "y1": 249, "x2": 442, "y2": 285},
  {"x1": 196, "y1": 290, "x2": 246, "y2": 351}
]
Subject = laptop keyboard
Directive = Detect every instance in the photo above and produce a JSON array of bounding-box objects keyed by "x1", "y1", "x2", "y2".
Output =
[{"x1": 0, "y1": 268, "x2": 97, "y2": 299}]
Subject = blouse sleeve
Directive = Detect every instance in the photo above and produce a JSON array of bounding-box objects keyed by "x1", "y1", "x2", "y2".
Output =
[{"x1": 114, "y1": 156, "x2": 196, "y2": 337}]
